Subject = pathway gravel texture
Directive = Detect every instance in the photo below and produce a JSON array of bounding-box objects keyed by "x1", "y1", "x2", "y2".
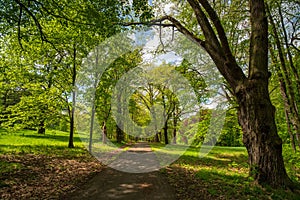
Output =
[{"x1": 64, "y1": 142, "x2": 176, "y2": 200}]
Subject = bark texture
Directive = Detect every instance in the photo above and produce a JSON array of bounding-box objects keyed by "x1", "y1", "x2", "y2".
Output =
[{"x1": 236, "y1": 78, "x2": 291, "y2": 187}]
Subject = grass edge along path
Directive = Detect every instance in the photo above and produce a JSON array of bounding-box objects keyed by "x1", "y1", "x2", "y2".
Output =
[
  {"x1": 0, "y1": 129, "x2": 130, "y2": 199},
  {"x1": 0, "y1": 129, "x2": 299, "y2": 199},
  {"x1": 151, "y1": 143, "x2": 300, "y2": 200}
]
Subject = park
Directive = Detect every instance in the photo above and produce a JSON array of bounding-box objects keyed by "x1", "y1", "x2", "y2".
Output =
[{"x1": 0, "y1": 0, "x2": 300, "y2": 199}]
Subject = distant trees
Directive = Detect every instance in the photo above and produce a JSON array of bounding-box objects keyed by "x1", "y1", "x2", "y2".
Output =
[
  {"x1": 267, "y1": 1, "x2": 300, "y2": 152},
  {"x1": 94, "y1": 50, "x2": 142, "y2": 144},
  {"x1": 118, "y1": 61, "x2": 207, "y2": 145}
]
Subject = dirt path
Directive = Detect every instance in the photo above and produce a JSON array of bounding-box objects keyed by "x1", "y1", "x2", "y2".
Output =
[{"x1": 63, "y1": 142, "x2": 176, "y2": 200}]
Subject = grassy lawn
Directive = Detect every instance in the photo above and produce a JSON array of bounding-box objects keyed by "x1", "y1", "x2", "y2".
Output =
[
  {"x1": 151, "y1": 143, "x2": 300, "y2": 200},
  {"x1": 0, "y1": 129, "x2": 102, "y2": 199},
  {"x1": 1, "y1": 129, "x2": 299, "y2": 199},
  {"x1": 0, "y1": 128, "x2": 135, "y2": 199},
  {"x1": 0, "y1": 129, "x2": 87, "y2": 156}
]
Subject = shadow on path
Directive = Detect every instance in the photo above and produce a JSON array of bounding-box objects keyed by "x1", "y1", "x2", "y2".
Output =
[{"x1": 63, "y1": 142, "x2": 176, "y2": 200}]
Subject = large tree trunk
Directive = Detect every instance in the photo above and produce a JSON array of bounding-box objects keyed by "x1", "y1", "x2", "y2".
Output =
[
  {"x1": 191, "y1": 0, "x2": 293, "y2": 188},
  {"x1": 147, "y1": 0, "x2": 295, "y2": 187},
  {"x1": 235, "y1": 0, "x2": 292, "y2": 188},
  {"x1": 236, "y1": 78, "x2": 292, "y2": 187}
]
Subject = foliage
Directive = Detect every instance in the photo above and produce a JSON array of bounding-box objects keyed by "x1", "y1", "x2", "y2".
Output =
[
  {"x1": 95, "y1": 50, "x2": 143, "y2": 141},
  {"x1": 217, "y1": 109, "x2": 243, "y2": 147}
]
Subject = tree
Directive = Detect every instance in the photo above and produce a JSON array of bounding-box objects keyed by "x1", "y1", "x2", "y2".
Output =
[
  {"x1": 266, "y1": 1, "x2": 300, "y2": 152},
  {"x1": 0, "y1": 36, "x2": 68, "y2": 133},
  {"x1": 130, "y1": 84, "x2": 160, "y2": 141},
  {"x1": 95, "y1": 50, "x2": 143, "y2": 143},
  {"x1": 127, "y1": 61, "x2": 205, "y2": 144},
  {"x1": 0, "y1": 0, "x2": 128, "y2": 147},
  {"x1": 131, "y1": 0, "x2": 294, "y2": 187}
]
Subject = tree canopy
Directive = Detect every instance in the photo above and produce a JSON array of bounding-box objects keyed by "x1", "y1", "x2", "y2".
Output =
[{"x1": 0, "y1": 0, "x2": 299, "y2": 190}]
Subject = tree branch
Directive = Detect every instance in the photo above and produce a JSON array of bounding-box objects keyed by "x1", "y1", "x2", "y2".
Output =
[
  {"x1": 123, "y1": 16, "x2": 206, "y2": 48},
  {"x1": 14, "y1": 0, "x2": 63, "y2": 53},
  {"x1": 30, "y1": 0, "x2": 96, "y2": 26},
  {"x1": 187, "y1": 0, "x2": 221, "y2": 50},
  {"x1": 198, "y1": 0, "x2": 236, "y2": 64},
  {"x1": 17, "y1": 5, "x2": 23, "y2": 50},
  {"x1": 123, "y1": 11, "x2": 246, "y2": 88},
  {"x1": 15, "y1": 0, "x2": 46, "y2": 42}
]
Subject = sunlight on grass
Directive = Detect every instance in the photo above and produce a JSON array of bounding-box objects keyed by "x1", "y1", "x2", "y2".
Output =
[
  {"x1": 0, "y1": 129, "x2": 132, "y2": 164},
  {"x1": 150, "y1": 143, "x2": 248, "y2": 166},
  {"x1": 92, "y1": 143, "x2": 127, "y2": 153},
  {"x1": 0, "y1": 129, "x2": 88, "y2": 157},
  {"x1": 153, "y1": 143, "x2": 299, "y2": 200},
  {"x1": 0, "y1": 161, "x2": 22, "y2": 174}
]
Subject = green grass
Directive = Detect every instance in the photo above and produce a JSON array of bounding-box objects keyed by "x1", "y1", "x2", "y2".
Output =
[
  {"x1": 0, "y1": 129, "x2": 130, "y2": 177},
  {"x1": 1, "y1": 129, "x2": 299, "y2": 199},
  {"x1": 151, "y1": 143, "x2": 300, "y2": 200},
  {"x1": 0, "y1": 129, "x2": 125, "y2": 156},
  {"x1": 0, "y1": 129, "x2": 88, "y2": 157}
]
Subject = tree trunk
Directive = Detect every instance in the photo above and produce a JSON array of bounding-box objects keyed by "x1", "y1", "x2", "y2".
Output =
[
  {"x1": 161, "y1": 90, "x2": 169, "y2": 144},
  {"x1": 155, "y1": 132, "x2": 159, "y2": 142},
  {"x1": 267, "y1": 5, "x2": 299, "y2": 152},
  {"x1": 163, "y1": 121, "x2": 168, "y2": 144},
  {"x1": 158, "y1": 131, "x2": 162, "y2": 142},
  {"x1": 152, "y1": 105, "x2": 159, "y2": 143},
  {"x1": 89, "y1": 103, "x2": 95, "y2": 152},
  {"x1": 68, "y1": 88, "x2": 75, "y2": 148},
  {"x1": 172, "y1": 129, "x2": 176, "y2": 144},
  {"x1": 89, "y1": 47, "x2": 100, "y2": 151},
  {"x1": 38, "y1": 120, "x2": 45, "y2": 134},
  {"x1": 269, "y1": 46, "x2": 297, "y2": 152},
  {"x1": 116, "y1": 125, "x2": 123, "y2": 143},
  {"x1": 175, "y1": 0, "x2": 295, "y2": 187},
  {"x1": 173, "y1": 115, "x2": 177, "y2": 144},
  {"x1": 102, "y1": 121, "x2": 107, "y2": 144},
  {"x1": 296, "y1": 134, "x2": 300, "y2": 149},
  {"x1": 234, "y1": 0, "x2": 293, "y2": 188},
  {"x1": 236, "y1": 79, "x2": 292, "y2": 187},
  {"x1": 115, "y1": 90, "x2": 124, "y2": 143},
  {"x1": 285, "y1": 110, "x2": 297, "y2": 152},
  {"x1": 68, "y1": 93, "x2": 75, "y2": 148},
  {"x1": 68, "y1": 45, "x2": 76, "y2": 148}
]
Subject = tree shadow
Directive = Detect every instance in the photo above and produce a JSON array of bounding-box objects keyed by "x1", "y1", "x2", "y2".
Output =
[
  {"x1": 21, "y1": 134, "x2": 82, "y2": 143},
  {"x1": 0, "y1": 144, "x2": 88, "y2": 158},
  {"x1": 162, "y1": 147, "x2": 299, "y2": 199}
]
